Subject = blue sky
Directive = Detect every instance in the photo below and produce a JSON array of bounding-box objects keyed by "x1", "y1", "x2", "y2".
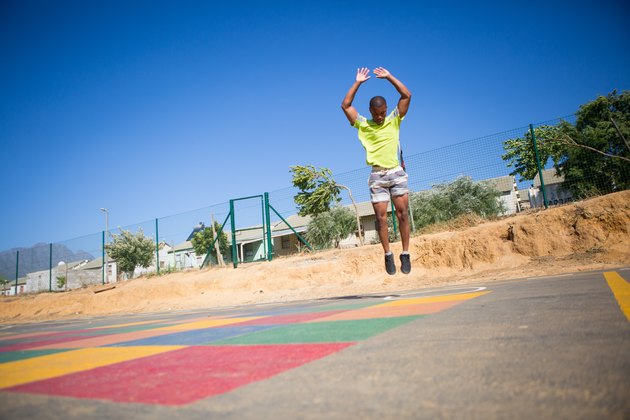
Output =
[{"x1": 1, "y1": 0, "x2": 629, "y2": 252}]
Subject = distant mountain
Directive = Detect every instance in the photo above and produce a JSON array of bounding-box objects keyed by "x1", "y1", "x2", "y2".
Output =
[{"x1": 0, "y1": 243, "x2": 94, "y2": 280}]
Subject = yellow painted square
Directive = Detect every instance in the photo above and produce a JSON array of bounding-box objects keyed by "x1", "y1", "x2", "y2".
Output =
[
  {"x1": 88, "y1": 319, "x2": 167, "y2": 329},
  {"x1": 153, "y1": 317, "x2": 264, "y2": 331},
  {"x1": 0, "y1": 346, "x2": 183, "y2": 389}
]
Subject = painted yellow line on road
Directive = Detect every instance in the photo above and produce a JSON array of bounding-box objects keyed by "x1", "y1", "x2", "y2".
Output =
[
  {"x1": 89, "y1": 319, "x2": 167, "y2": 329},
  {"x1": 378, "y1": 291, "x2": 490, "y2": 307},
  {"x1": 151, "y1": 316, "x2": 263, "y2": 331},
  {"x1": 0, "y1": 346, "x2": 182, "y2": 389},
  {"x1": 604, "y1": 271, "x2": 630, "y2": 322}
]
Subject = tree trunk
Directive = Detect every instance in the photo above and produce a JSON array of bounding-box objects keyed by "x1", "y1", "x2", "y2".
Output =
[
  {"x1": 211, "y1": 214, "x2": 225, "y2": 267},
  {"x1": 338, "y1": 184, "x2": 364, "y2": 246}
]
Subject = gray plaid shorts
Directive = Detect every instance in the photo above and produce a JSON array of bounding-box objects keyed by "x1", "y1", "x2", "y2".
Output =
[{"x1": 368, "y1": 166, "x2": 409, "y2": 203}]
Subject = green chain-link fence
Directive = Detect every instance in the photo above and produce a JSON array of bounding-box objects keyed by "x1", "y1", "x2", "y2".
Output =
[{"x1": 2, "y1": 111, "x2": 628, "y2": 295}]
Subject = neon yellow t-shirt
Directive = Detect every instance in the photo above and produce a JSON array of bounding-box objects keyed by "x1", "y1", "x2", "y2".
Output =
[{"x1": 353, "y1": 108, "x2": 404, "y2": 168}]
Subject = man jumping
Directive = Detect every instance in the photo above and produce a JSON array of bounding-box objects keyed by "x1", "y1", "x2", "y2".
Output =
[{"x1": 341, "y1": 67, "x2": 412, "y2": 275}]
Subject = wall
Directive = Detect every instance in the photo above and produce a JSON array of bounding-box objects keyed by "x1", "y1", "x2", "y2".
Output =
[
  {"x1": 25, "y1": 266, "x2": 103, "y2": 293},
  {"x1": 528, "y1": 185, "x2": 574, "y2": 208}
]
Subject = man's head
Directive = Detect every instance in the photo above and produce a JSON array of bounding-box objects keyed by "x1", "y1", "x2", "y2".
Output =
[{"x1": 369, "y1": 96, "x2": 387, "y2": 125}]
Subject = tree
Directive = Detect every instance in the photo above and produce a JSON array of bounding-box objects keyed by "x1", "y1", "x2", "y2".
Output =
[
  {"x1": 105, "y1": 229, "x2": 155, "y2": 279},
  {"x1": 191, "y1": 222, "x2": 229, "y2": 265},
  {"x1": 555, "y1": 91, "x2": 630, "y2": 197},
  {"x1": 290, "y1": 165, "x2": 364, "y2": 245},
  {"x1": 305, "y1": 206, "x2": 357, "y2": 249},
  {"x1": 502, "y1": 90, "x2": 630, "y2": 198},
  {"x1": 0, "y1": 276, "x2": 9, "y2": 295},
  {"x1": 409, "y1": 176, "x2": 504, "y2": 229},
  {"x1": 291, "y1": 165, "x2": 341, "y2": 216},
  {"x1": 502, "y1": 125, "x2": 567, "y2": 181}
]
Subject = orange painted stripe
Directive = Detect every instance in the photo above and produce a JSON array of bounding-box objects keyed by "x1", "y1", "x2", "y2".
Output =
[
  {"x1": 378, "y1": 291, "x2": 490, "y2": 307},
  {"x1": 309, "y1": 301, "x2": 461, "y2": 322}
]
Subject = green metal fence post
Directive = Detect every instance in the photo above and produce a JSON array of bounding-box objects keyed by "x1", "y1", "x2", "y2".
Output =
[
  {"x1": 390, "y1": 199, "x2": 398, "y2": 240},
  {"x1": 264, "y1": 192, "x2": 273, "y2": 261},
  {"x1": 155, "y1": 218, "x2": 160, "y2": 276},
  {"x1": 530, "y1": 124, "x2": 548, "y2": 209},
  {"x1": 15, "y1": 251, "x2": 19, "y2": 295},
  {"x1": 269, "y1": 204, "x2": 313, "y2": 252},
  {"x1": 49, "y1": 243, "x2": 52, "y2": 292},
  {"x1": 230, "y1": 200, "x2": 238, "y2": 268},
  {"x1": 260, "y1": 195, "x2": 267, "y2": 261}
]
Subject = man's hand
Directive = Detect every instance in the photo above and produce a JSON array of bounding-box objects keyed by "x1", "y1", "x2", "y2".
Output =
[
  {"x1": 343, "y1": 68, "x2": 369, "y2": 124},
  {"x1": 356, "y1": 67, "x2": 371, "y2": 83},
  {"x1": 373, "y1": 67, "x2": 411, "y2": 118},
  {"x1": 373, "y1": 67, "x2": 391, "y2": 79}
]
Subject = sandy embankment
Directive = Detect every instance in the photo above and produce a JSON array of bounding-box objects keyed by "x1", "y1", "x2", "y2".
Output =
[{"x1": 1, "y1": 191, "x2": 628, "y2": 323}]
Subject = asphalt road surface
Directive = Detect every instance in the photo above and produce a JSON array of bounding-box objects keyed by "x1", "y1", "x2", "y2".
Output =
[{"x1": 0, "y1": 267, "x2": 628, "y2": 419}]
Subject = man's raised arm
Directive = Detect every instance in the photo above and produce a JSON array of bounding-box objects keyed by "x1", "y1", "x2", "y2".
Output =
[
  {"x1": 374, "y1": 67, "x2": 412, "y2": 118},
  {"x1": 341, "y1": 67, "x2": 370, "y2": 125}
]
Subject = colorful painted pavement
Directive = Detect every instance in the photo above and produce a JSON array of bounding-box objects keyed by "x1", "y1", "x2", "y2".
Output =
[{"x1": 0, "y1": 288, "x2": 489, "y2": 406}]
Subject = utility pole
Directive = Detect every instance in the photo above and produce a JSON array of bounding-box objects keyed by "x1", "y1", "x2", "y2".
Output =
[{"x1": 100, "y1": 208, "x2": 109, "y2": 283}]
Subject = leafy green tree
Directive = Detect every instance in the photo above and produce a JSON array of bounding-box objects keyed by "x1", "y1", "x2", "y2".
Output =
[
  {"x1": 291, "y1": 165, "x2": 341, "y2": 216},
  {"x1": 555, "y1": 91, "x2": 630, "y2": 197},
  {"x1": 0, "y1": 276, "x2": 9, "y2": 294},
  {"x1": 409, "y1": 176, "x2": 504, "y2": 229},
  {"x1": 191, "y1": 222, "x2": 229, "y2": 265},
  {"x1": 502, "y1": 90, "x2": 630, "y2": 198},
  {"x1": 290, "y1": 165, "x2": 363, "y2": 245},
  {"x1": 105, "y1": 229, "x2": 155, "y2": 279},
  {"x1": 502, "y1": 125, "x2": 567, "y2": 181},
  {"x1": 305, "y1": 206, "x2": 357, "y2": 249}
]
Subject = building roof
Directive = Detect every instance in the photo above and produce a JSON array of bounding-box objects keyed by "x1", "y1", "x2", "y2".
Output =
[
  {"x1": 272, "y1": 202, "x2": 378, "y2": 231},
  {"x1": 352, "y1": 201, "x2": 379, "y2": 217},
  {"x1": 232, "y1": 226, "x2": 268, "y2": 245},
  {"x1": 171, "y1": 240, "x2": 194, "y2": 252},
  {"x1": 534, "y1": 168, "x2": 565, "y2": 187},
  {"x1": 272, "y1": 213, "x2": 311, "y2": 231},
  {"x1": 482, "y1": 175, "x2": 515, "y2": 193},
  {"x1": 79, "y1": 257, "x2": 105, "y2": 270}
]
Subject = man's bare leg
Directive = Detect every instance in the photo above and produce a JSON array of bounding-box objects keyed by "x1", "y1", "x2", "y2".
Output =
[
  {"x1": 373, "y1": 201, "x2": 390, "y2": 252},
  {"x1": 392, "y1": 194, "x2": 410, "y2": 251},
  {"x1": 373, "y1": 201, "x2": 396, "y2": 274},
  {"x1": 392, "y1": 194, "x2": 411, "y2": 273}
]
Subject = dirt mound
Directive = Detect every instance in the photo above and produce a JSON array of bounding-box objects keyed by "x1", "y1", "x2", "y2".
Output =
[{"x1": 2, "y1": 191, "x2": 629, "y2": 323}]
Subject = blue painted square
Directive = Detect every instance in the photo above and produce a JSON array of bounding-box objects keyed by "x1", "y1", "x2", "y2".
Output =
[{"x1": 107, "y1": 325, "x2": 281, "y2": 346}]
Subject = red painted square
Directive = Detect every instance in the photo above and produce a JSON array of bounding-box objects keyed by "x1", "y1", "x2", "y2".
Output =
[{"x1": 9, "y1": 343, "x2": 353, "y2": 405}]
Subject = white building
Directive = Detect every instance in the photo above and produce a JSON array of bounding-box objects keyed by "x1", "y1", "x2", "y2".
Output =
[
  {"x1": 483, "y1": 175, "x2": 520, "y2": 215},
  {"x1": 529, "y1": 168, "x2": 574, "y2": 208}
]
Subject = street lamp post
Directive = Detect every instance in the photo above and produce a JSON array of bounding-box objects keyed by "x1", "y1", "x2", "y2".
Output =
[{"x1": 100, "y1": 208, "x2": 109, "y2": 283}]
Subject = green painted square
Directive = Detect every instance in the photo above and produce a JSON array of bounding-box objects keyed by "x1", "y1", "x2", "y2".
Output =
[
  {"x1": 0, "y1": 349, "x2": 70, "y2": 363},
  {"x1": 212, "y1": 316, "x2": 423, "y2": 345}
]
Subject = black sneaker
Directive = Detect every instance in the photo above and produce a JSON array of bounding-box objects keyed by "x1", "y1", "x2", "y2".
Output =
[
  {"x1": 385, "y1": 253, "x2": 396, "y2": 275},
  {"x1": 400, "y1": 254, "x2": 411, "y2": 274}
]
